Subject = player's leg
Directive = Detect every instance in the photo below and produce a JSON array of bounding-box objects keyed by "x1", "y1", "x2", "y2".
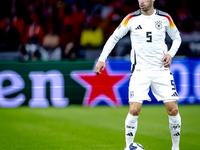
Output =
[
  {"x1": 164, "y1": 100, "x2": 181, "y2": 150},
  {"x1": 151, "y1": 70, "x2": 181, "y2": 150},
  {"x1": 125, "y1": 69, "x2": 151, "y2": 149},
  {"x1": 125, "y1": 102, "x2": 142, "y2": 148}
]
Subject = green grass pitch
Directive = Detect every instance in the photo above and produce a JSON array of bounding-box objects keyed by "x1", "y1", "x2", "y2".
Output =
[{"x1": 0, "y1": 105, "x2": 200, "y2": 150}]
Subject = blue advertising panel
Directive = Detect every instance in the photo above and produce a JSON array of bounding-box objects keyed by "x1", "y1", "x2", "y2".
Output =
[{"x1": 107, "y1": 58, "x2": 200, "y2": 105}]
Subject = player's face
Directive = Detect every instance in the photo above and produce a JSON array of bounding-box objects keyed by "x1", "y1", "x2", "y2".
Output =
[{"x1": 138, "y1": 0, "x2": 154, "y2": 12}]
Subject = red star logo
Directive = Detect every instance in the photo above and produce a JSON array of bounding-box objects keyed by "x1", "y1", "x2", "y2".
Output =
[{"x1": 70, "y1": 62, "x2": 129, "y2": 107}]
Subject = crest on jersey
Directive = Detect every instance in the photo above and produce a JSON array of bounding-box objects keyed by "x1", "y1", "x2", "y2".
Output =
[{"x1": 155, "y1": 21, "x2": 162, "y2": 30}]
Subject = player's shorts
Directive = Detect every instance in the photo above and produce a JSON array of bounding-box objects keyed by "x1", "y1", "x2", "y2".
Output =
[{"x1": 129, "y1": 69, "x2": 179, "y2": 103}]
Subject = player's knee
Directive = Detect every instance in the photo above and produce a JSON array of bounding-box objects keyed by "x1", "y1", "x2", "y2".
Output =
[
  {"x1": 167, "y1": 107, "x2": 179, "y2": 116},
  {"x1": 129, "y1": 107, "x2": 140, "y2": 116}
]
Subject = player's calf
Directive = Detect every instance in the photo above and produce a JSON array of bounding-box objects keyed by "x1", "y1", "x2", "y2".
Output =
[
  {"x1": 165, "y1": 101, "x2": 181, "y2": 149},
  {"x1": 169, "y1": 113, "x2": 181, "y2": 150},
  {"x1": 125, "y1": 113, "x2": 138, "y2": 147}
]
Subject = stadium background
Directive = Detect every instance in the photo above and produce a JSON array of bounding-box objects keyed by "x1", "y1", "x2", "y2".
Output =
[
  {"x1": 0, "y1": 1, "x2": 200, "y2": 150},
  {"x1": 0, "y1": 0, "x2": 200, "y2": 107}
]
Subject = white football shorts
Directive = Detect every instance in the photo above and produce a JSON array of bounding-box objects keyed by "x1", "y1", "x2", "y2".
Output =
[{"x1": 129, "y1": 69, "x2": 179, "y2": 103}]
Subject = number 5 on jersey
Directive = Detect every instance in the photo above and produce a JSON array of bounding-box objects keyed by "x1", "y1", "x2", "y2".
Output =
[{"x1": 146, "y1": 32, "x2": 152, "y2": 42}]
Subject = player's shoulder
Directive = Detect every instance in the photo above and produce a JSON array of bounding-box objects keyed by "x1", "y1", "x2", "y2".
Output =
[
  {"x1": 132, "y1": 9, "x2": 142, "y2": 17},
  {"x1": 155, "y1": 9, "x2": 168, "y2": 16},
  {"x1": 156, "y1": 9, "x2": 176, "y2": 26},
  {"x1": 155, "y1": 9, "x2": 174, "y2": 23},
  {"x1": 155, "y1": 9, "x2": 172, "y2": 18},
  {"x1": 125, "y1": 9, "x2": 142, "y2": 18},
  {"x1": 120, "y1": 9, "x2": 141, "y2": 27}
]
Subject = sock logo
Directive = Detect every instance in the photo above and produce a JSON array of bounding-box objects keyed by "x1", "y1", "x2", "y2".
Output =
[
  {"x1": 126, "y1": 132, "x2": 133, "y2": 136},
  {"x1": 126, "y1": 125, "x2": 135, "y2": 129},
  {"x1": 173, "y1": 132, "x2": 180, "y2": 136},
  {"x1": 170, "y1": 124, "x2": 181, "y2": 130}
]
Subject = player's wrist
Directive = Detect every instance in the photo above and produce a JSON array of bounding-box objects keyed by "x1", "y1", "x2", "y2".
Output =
[
  {"x1": 166, "y1": 52, "x2": 173, "y2": 58},
  {"x1": 98, "y1": 58, "x2": 106, "y2": 62}
]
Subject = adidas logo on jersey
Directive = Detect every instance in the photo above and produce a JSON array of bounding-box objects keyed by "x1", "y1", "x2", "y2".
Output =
[
  {"x1": 171, "y1": 92, "x2": 178, "y2": 97},
  {"x1": 135, "y1": 25, "x2": 142, "y2": 30}
]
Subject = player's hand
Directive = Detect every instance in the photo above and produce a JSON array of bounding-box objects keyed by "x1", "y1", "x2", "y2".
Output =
[
  {"x1": 95, "y1": 61, "x2": 105, "y2": 75},
  {"x1": 162, "y1": 54, "x2": 172, "y2": 68}
]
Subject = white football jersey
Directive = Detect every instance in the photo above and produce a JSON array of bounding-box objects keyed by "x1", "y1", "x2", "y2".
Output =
[{"x1": 98, "y1": 9, "x2": 181, "y2": 71}]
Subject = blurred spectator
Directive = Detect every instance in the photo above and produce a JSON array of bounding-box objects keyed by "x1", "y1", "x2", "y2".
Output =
[
  {"x1": 91, "y1": 0, "x2": 114, "y2": 19},
  {"x1": 62, "y1": 4, "x2": 73, "y2": 27},
  {"x1": 63, "y1": 2, "x2": 86, "y2": 43},
  {"x1": 60, "y1": 25, "x2": 75, "y2": 59},
  {"x1": 57, "y1": 0, "x2": 66, "y2": 20},
  {"x1": 35, "y1": 0, "x2": 59, "y2": 27},
  {"x1": 60, "y1": 25, "x2": 75, "y2": 47},
  {"x1": 19, "y1": 42, "x2": 40, "y2": 61},
  {"x1": 0, "y1": 16, "x2": 21, "y2": 51},
  {"x1": 60, "y1": 24, "x2": 84, "y2": 60},
  {"x1": 60, "y1": 3, "x2": 85, "y2": 60},
  {"x1": 90, "y1": 0, "x2": 116, "y2": 41},
  {"x1": 71, "y1": 2, "x2": 86, "y2": 38},
  {"x1": 80, "y1": 13, "x2": 104, "y2": 49},
  {"x1": 39, "y1": 22, "x2": 62, "y2": 61},
  {"x1": 24, "y1": 13, "x2": 43, "y2": 44},
  {"x1": 0, "y1": 6, "x2": 24, "y2": 38},
  {"x1": 11, "y1": 6, "x2": 25, "y2": 38},
  {"x1": 63, "y1": 42, "x2": 83, "y2": 60}
]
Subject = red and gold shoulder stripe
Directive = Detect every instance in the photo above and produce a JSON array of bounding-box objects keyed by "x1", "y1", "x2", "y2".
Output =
[
  {"x1": 164, "y1": 14, "x2": 176, "y2": 28},
  {"x1": 120, "y1": 14, "x2": 134, "y2": 27}
]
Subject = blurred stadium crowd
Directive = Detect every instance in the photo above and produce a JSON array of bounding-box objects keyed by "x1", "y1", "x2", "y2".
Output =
[{"x1": 0, "y1": 0, "x2": 199, "y2": 61}]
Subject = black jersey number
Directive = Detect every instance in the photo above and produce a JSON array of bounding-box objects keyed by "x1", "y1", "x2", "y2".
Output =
[
  {"x1": 146, "y1": 32, "x2": 152, "y2": 42},
  {"x1": 171, "y1": 80, "x2": 176, "y2": 90}
]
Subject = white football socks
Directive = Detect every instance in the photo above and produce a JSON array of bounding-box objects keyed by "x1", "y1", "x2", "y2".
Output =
[
  {"x1": 168, "y1": 113, "x2": 181, "y2": 149},
  {"x1": 125, "y1": 113, "x2": 138, "y2": 147}
]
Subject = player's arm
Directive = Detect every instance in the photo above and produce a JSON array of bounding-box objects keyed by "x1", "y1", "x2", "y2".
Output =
[
  {"x1": 163, "y1": 14, "x2": 181, "y2": 68},
  {"x1": 95, "y1": 14, "x2": 133, "y2": 75},
  {"x1": 165, "y1": 14, "x2": 182, "y2": 58}
]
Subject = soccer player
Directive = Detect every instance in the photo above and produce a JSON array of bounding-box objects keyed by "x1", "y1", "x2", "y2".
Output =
[{"x1": 94, "y1": 0, "x2": 182, "y2": 150}]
